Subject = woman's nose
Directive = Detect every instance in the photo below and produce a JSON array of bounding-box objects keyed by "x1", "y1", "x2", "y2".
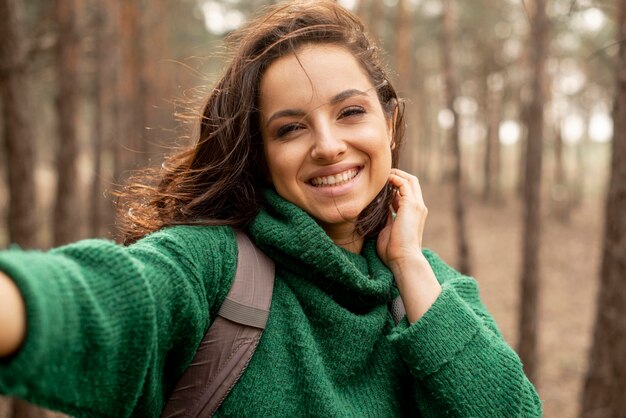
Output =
[{"x1": 310, "y1": 126, "x2": 347, "y2": 161}]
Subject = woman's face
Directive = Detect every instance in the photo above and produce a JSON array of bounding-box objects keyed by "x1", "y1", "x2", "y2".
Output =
[{"x1": 259, "y1": 44, "x2": 393, "y2": 239}]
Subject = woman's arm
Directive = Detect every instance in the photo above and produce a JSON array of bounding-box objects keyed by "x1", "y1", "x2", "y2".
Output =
[
  {"x1": 390, "y1": 266, "x2": 543, "y2": 417},
  {"x1": 0, "y1": 270, "x2": 26, "y2": 357},
  {"x1": 377, "y1": 169, "x2": 541, "y2": 416},
  {"x1": 0, "y1": 226, "x2": 237, "y2": 417},
  {"x1": 376, "y1": 169, "x2": 441, "y2": 322}
]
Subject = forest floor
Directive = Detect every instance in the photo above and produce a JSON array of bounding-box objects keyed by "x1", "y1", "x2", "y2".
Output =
[{"x1": 422, "y1": 182, "x2": 602, "y2": 418}]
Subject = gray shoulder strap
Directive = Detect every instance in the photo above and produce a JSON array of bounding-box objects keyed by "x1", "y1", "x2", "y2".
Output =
[
  {"x1": 390, "y1": 295, "x2": 406, "y2": 325},
  {"x1": 161, "y1": 231, "x2": 275, "y2": 418}
]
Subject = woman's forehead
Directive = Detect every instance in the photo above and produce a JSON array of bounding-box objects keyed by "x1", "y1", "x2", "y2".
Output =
[{"x1": 259, "y1": 44, "x2": 374, "y2": 111}]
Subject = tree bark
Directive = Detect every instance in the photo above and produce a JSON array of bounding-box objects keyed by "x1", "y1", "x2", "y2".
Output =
[
  {"x1": 0, "y1": 0, "x2": 38, "y2": 249},
  {"x1": 53, "y1": 0, "x2": 81, "y2": 246},
  {"x1": 482, "y1": 71, "x2": 503, "y2": 203},
  {"x1": 367, "y1": 0, "x2": 383, "y2": 45},
  {"x1": 115, "y1": 0, "x2": 145, "y2": 181},
  {"x1": 356, "y1": 0, "x2": 368, "y2": 23},
  {"x1": 0, "y1": 1, "x2": 64, "y2": 414},
  {"x1": 580, "y1": 1, "x2": 626, "y2": 416},
  {"x1": 551, "y1": 124, "x2": 570, "y2": 222},
  {"x1": 440, "y1": 0, "x2": 471, "y2": 275},
  {"x1": 90, "y1": 0, "x2": 118, "y2": 238},
  {"x1": 572, "y1": 114, "x2": 588, "y2": 208},
  {"x1": 394, "y1": 0, "x2": 411, "y2": 96},
  {"x1": 394, "y1": 0, "x2": 416, "y2": 173},
  {"x1": 517, "y1": 0, "x2": 548, "y2": 384}
]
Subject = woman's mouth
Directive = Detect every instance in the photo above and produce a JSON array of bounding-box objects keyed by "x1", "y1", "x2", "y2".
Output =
[{"x1": 309, "y1": 167, "x2": 360, "y2": 187}]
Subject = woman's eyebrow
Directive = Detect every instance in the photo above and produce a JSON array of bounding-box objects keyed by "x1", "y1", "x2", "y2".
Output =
[
  {"x1": 329, "y1": 89, "x2": 369, "y2": 105},
  {"x1": 265, "y1": 89, "x2": 370, "y2": 128},
  {"x1": 265, "y1": 109, "x2": 305, "y2": 127}
]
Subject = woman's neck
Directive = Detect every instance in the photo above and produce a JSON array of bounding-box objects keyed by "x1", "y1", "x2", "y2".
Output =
[{"x1": 320, "y1": 223, "x2": 364, "y2": 254}]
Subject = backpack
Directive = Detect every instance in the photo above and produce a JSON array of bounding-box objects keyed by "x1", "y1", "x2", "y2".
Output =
[{"x1": 160, "y1": 231, "x2": 406, "y2": 417}]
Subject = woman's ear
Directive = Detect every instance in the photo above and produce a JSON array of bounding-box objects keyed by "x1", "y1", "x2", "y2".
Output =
[{"x1": 388, "y1": 102, "x2": 398, "y2": 150}]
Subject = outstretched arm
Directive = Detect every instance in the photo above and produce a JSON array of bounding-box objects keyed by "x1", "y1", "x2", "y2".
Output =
[
  {"x1": 0, "y1": 270, "x2": 26, "y2": 357},
  {"x1": 0, "y1": 226, "x2": 238, "y2": 417}
]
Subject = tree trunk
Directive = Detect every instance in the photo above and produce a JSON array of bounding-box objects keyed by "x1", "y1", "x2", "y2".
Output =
[
  {"x1": 440, "y1": 0, "x2": 471, "y2": 275},
  {"x1": 483, "y1": 72, "x2": 503, "y2": 203},
  {"x1": 356, "y1": 0, "x2": 368, "y2": 23},
  {"x1": 115, "y1": 0, "x2": 144, "y2": 181},
  {"x1": 367, "y1": 0, "x2": 383, "y2": 45},
  {"x1": 394, "y1": 0, "x2": 411, "y2": 96},
  {"x1": 517, "y1": 0, "x2": 548, "y2": 384},
  {"x1": 579, "y1": 1, "x2": 626, "y2": 416},
  {"x1": 411, "y1": 67, "x2": 426, "y2": 181},
  {"x1": 517, "y1": 43, "x2": 532, "y2": 199},
  {"x1": 53, "y1": 0, "x2": 81, "y2": 246},
  {"x1": 551, "y1": 124, "x2": 570, "y2": 222},
  {"x1": 0, "y1": 0, "x2": 38, "y2": 249},
  {"x1": 0, "y1": 0, "x2": 47, "y2": 415},
  {"x1": 394, "y1": 0, "x2": 415, "y2": 173},
  {"x1": 572, "y1": 112, "x2": 588, "y2": 208},
  {"x1": 90, "y1": 0, "x2": 118, "y2": 238}
]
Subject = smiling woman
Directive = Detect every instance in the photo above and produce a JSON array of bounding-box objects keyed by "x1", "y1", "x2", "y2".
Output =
[{"x1": 0, "y1": 1, "x2": 541, "y2": 417}]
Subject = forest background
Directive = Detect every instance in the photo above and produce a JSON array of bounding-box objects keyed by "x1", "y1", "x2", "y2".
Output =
[{"x1": 0, "y1": 0, "x2": 625, "y2": 417}]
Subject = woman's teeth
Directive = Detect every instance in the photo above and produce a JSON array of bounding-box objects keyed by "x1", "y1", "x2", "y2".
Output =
[{"x1": 310, "y1": 168, "x2": 359, "y2": 187}]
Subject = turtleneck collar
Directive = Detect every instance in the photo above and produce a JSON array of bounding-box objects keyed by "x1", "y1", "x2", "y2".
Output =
[{"x1": 247, "y1": 189, "x2": 396, "y2": 308}]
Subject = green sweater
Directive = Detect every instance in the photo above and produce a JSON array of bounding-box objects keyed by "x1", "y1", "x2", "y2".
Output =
[{"x1": 0, "y1": 190, "x2": 541, "y2": 417}]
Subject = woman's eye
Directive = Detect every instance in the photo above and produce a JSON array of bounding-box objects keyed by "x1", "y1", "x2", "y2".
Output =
[
  {"x1": 276, "y1": 123, "x2": 303, "y2": 138},
  {"x1": 339, "y1": 106, "x2": 366, "y2": 119}
]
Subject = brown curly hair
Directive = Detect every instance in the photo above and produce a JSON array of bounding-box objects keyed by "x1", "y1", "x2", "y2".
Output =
[{"x1": 117, "y1": 0, "x2": 405, "y2": 245}]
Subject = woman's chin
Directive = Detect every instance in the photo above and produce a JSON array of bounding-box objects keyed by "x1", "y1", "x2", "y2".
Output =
[{"x1": 313, "y1": 210, "x2": 361, "y2": 232}]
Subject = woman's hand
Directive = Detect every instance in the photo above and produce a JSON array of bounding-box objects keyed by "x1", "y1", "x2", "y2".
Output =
[
  {"x1": 376, "y1": 169, "x2": 441, "y2": 322},
  {"x1": 376, "y1": 169, "x2": 428, "y2": 268},
  {"x1": 0, "y1": 270, "x2": 26, "y2": 357}
]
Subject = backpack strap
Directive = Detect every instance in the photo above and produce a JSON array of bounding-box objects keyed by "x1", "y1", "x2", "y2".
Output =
[
  {"x1": 161, "y1": 231, "x2": 275, "y2": 418},
  {"x1": 389, "y1": 295, "x2": 406, "y2": 325}
]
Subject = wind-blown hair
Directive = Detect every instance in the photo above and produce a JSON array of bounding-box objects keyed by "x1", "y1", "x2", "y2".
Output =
[{"x1": 117, "y1": 0, "x2": 405, "y2": 245}]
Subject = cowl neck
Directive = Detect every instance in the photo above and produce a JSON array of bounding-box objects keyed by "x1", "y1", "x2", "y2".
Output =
[{"x1": 247, "y1": 189, "x2": 395, "y2": 308}]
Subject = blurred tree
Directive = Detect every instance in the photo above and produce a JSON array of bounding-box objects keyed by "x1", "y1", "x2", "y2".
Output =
[
  {"x1": 53, "y1": 0, "x2": 81, "y2": 246},
  {"x1": 482, "y1": 70, "x2": 503, "y2": 202},
  {"x1": 0, "y1": 0, "x2": 48, "y2": 415},
  {"x1": 517, "y1": 47, "x2": 531, "y2": 199},
  {"x1": 355, "y1": 0, "x2": 368, "y2": 22},
  {"x1": 549, "y1": 59, "x2": 571, "y2": 222},
  {"x1": 517, "y1": 0, "x2": 548, "y2": 384},
  {"x1": 89, "y1": 0, "x2": 119, "y2": 238},
  {"x1": 580, "y1": 0, "x2": 626, "y2": 415},
  {"x1": 115, "y1": 0, "x2": 145, "y2": 180},
  {"x1": 0, "y1": 0, "x2": 38, "y2": 249},
  {"x1": 142, "y1": 0, "x2": 170, "y2": 155},
  {"x1": 394, "y1": 0, "x2": 417, "y2": 174},
  {"x1": 367, "y1": 0, "x2": 384, "y2": 44},
  {"x1": 551, "y1": 117, "x2": 571, "y2": 222},
  {"x1": 468, "y1": 0, "x2": 507, "y2": 203},
  {"x1": 441, "y1": 0, "x2": 471, "y2": 275},
  {"x1": 394, "y1": 0, "x2": 411, "y2": 96}
]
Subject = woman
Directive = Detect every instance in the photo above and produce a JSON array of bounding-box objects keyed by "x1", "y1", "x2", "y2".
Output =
[{"x1": 0, "y1": 1, "x2": 541, "y2": 416}]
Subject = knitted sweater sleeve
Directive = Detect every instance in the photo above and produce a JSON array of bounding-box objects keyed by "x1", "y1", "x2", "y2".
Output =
[
  {"x1": 389, "y1": 250, "x2": 542, "y2": 417},
  {"x1": 0, "y1": 225, "x2": 237, "y2": 418}
]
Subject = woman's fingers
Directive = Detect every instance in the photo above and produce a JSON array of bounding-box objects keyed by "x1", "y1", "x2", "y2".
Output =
[
  {"x1": 389, "y1": 169, "x2": 426, "y2": 208},
  {"x1": 385, "y1": 169, "x2": 428, "y2": 250},
  {"x1": 388, "y1": 170, "x2": 427, "y2": 216}
]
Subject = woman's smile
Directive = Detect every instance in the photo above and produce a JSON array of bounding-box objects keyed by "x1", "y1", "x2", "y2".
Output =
[{"x1": 308, "y1": 166, "x2": 360, "y2": 188}]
